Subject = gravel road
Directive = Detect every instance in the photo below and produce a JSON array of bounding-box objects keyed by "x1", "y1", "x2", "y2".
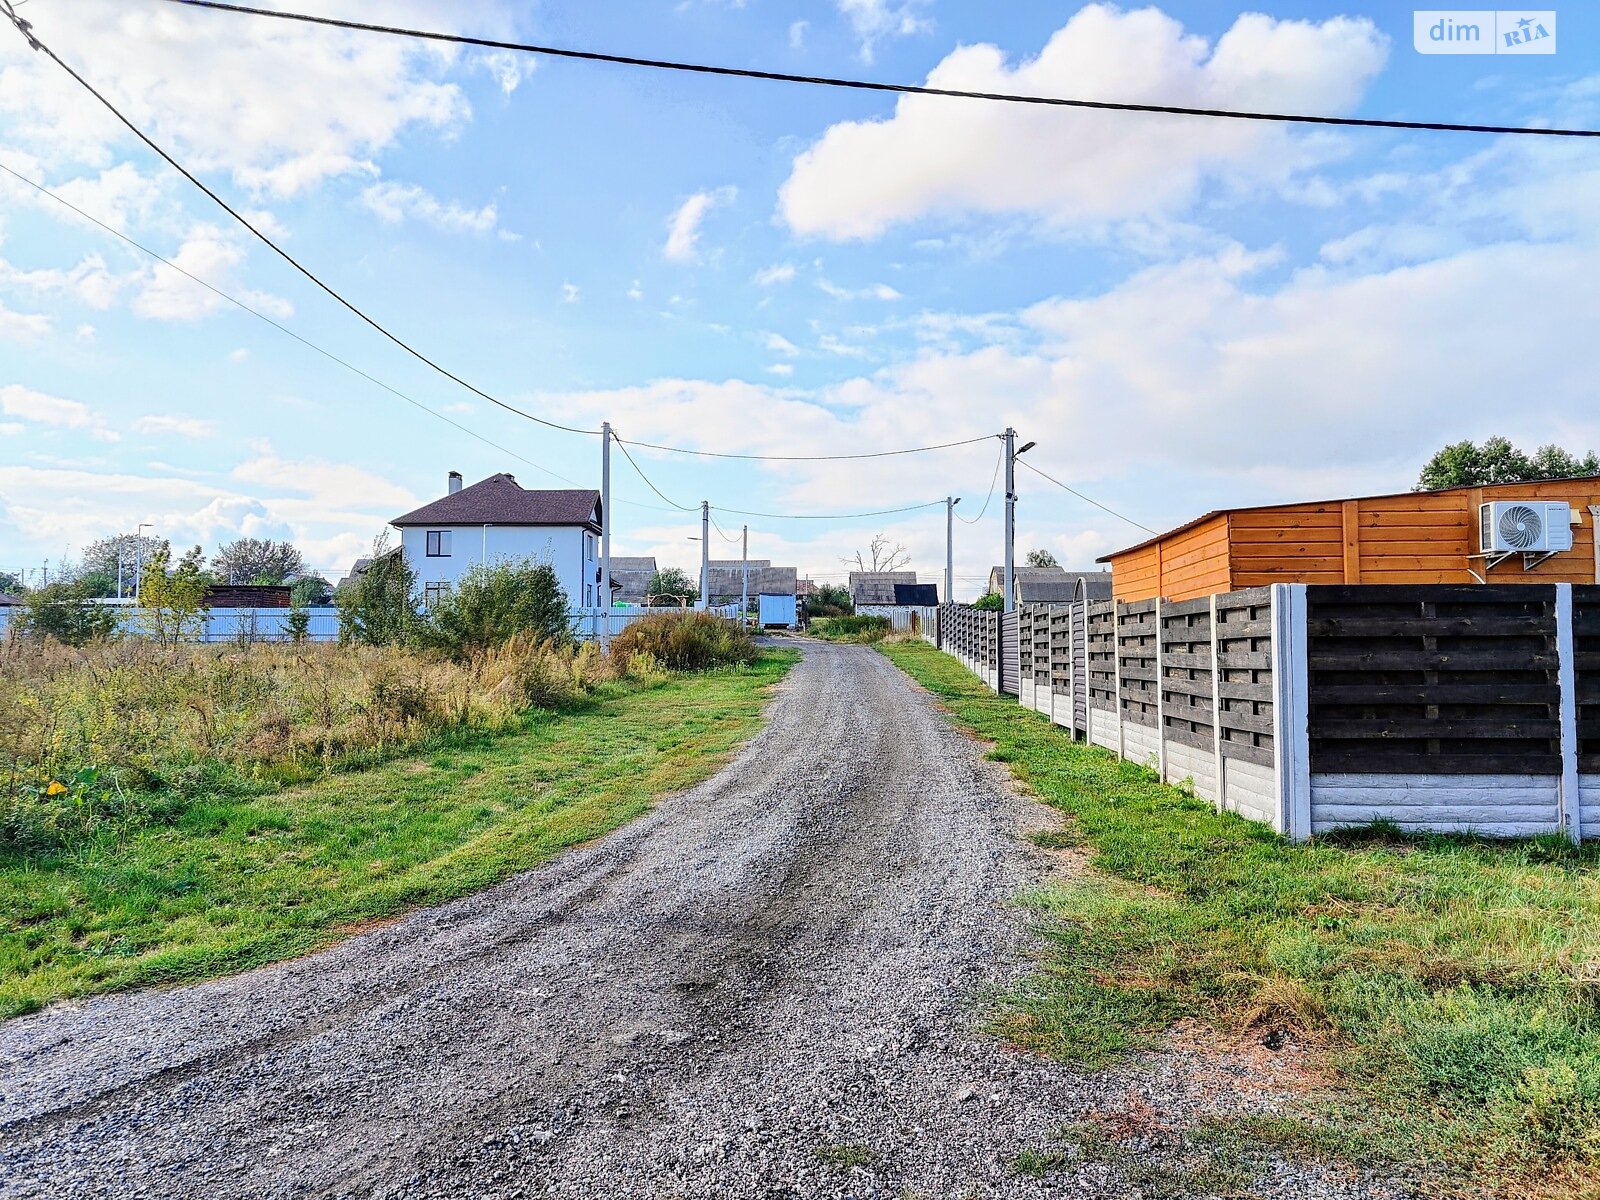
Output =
[{"x1": 1, "y1": 641, "x2": 1385, "y2": 1199}]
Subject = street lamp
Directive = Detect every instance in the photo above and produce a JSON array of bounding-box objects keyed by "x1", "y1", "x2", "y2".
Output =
[
  {"x1": 1003, "y1": 432, "x2": 1037, "y2": 613},
  {"x1": 133, "y1": 523, "x2": 153, "y2": 602}
]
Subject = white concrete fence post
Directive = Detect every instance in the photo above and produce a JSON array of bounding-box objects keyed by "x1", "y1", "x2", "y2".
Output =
[
  {"x1": 1208, "y1": 592, "x2": 1227, "y2": 814},
  {"x1": 1155, "y1": 598, "x2": 1168, "y2": 782},
  {"x1": 1269, "y1": 583, "x2": 1312, "y2": 841},
  {"x1": 1556, "y1": 583, "x2": 1583, "y2": 844}
]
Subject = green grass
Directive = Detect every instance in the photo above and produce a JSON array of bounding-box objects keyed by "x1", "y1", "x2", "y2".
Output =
[
  {"x1": 0, "y1": 651, "x2": 796, "y2": 1019},
  {"x1": 881, "y1": 641, "x2": 1600, "y2": 1198},
  {"x1": 815, "y1": 1143, "x2": 878, "y2": 1170},
  {"x1": 808, "y1": 614, "x2": 892, "y2": 643}
]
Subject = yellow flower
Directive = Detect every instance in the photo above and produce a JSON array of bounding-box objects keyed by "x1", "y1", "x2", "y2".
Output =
[{"x1": 46, "y1": 780, "x2": 68, "y2": 796}]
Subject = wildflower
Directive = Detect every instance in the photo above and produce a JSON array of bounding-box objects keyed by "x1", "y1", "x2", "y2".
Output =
[{"x1": 46, "y1": 781, "x2": 68, "y2": 796}]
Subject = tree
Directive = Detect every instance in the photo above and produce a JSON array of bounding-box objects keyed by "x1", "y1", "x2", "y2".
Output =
[
  {"x1": 807, "y1": 584, "x2": 853, "y2": 617},
  {"x1": 844, "y1": 533, "x2": 910, "y2": 574},
  {"x1": 973, "y1": 591, "x2": 1005, "y2": 612},
  {"x1": 78, "y1": 534, "x2": 163, "y2": 595},
  {"x1": 1025, "y1": 549, "x2": 1059, "y2": 568},
  {"x1": 645, "y1": 567, "x2": 695, "y2": 608},
  {"x1": 214, "y1": 538, "x2": 305, "y2": 585},
  {"x1": 289, "y1": 575, "x2": 333, "y2": 608},
  {"x1": 336, "y1": 537, "x2": 419, "y2": 646},
  {"x1": 421, "y1": 559, "x2": 571, "y2": 660},
  {"x1": 13, "y1": 580, "x2": 119, "y2": 645},
  {"x1": 0, "y1": 570, "x2": 23, "y2": 594},
  {"x1": 137, "y1": 542, "x2": 212, "y2": 645},
  {"x1": 1416, "y1": 437, "x2": 1600, "y2": 491}
]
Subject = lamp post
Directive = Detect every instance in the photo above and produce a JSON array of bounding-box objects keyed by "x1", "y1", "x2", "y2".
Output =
[
  {"x1": 1003, "y1": 432, "x2": 1036, "y2": 613},
  {"x1": 946, "y1": 496, "x2": 960, "y2": 605},
  {"x1": 133, "y1": 523, "x2": 152, "y2": 602}
]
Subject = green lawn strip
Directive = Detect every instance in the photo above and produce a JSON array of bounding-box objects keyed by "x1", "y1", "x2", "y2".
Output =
[
  {"x1": 0, "y1": 651, "x2": 797, "y2": 1018},
  {"x1": 880, "y1": 641, "x2": 1600, "y2": 1195}
]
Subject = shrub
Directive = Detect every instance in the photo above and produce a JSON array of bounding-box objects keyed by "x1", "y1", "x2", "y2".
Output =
[
  {"x1": 136, "y1": 542, "x2": 211, "y2": 645},
  {"x1": 610, "y1": 612, "x2": 756, "y2": 672},
  {"x1": 807, "y1": 584, "x2": 853, "y2": 617},
  {"x1": 973, "y1": 592, "x2": 1005, "y2": 612},
  {"x1": 811, "y1": 614, "x2": 891, "y2": 643},
  {"x1": 337, "y1": 539, "x2": 420, "y2": 647},
  {"x1": 422, "y1": 558, "x2": 570, "y2": 660},
  {"x1": 12, "y1": 580, "x2": 119, "y2": 646}
]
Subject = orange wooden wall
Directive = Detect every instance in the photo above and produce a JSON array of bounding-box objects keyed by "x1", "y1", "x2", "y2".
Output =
[{"x1": 1110, "y1": 481, "x2": 1600, "y2": 602}]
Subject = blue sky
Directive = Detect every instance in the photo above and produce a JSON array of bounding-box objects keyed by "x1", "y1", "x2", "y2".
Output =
[{"x1": 2, "y1": 1, "x2": 1597, "y2": 598}]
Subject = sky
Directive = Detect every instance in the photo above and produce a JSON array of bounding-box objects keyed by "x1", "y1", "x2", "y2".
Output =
[{"x1": 2, "y1": 1, "x2": 1598, "y2": 599}]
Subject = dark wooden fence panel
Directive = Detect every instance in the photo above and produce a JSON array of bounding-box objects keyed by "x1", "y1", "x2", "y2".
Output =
[
  {"x1": 1215, "y1": 587, "x2": 1274, "y2": 767},
  {"x1": 1305, "y1": 585, "x2": 1561, "y2": 776},
  {"x1": 1160, "y1": 597, "x2": 1214, "y2": 751},
  {"x1": 1572, "y1": 586, "x2": 1600, "y2": 773},
  {"x1": 1117, "y1": 600, "x2": 1159, "y2": 729},
  {"x1": 1087, "y1": 601, "x2": 1116, "y2": 710}
]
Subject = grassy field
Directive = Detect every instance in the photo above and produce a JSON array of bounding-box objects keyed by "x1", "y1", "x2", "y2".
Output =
[
  {"x1": 881, "y1": 640, "x2": 1600, "y2": 1198},
  {"x1": 1, "y1": 650, "x2": 795, "y2": 1019}
]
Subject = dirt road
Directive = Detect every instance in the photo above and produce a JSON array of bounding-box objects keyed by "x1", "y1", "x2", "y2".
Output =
[{"x1": 0, "y1": 641, "x2": 1346, "y2": 1198}]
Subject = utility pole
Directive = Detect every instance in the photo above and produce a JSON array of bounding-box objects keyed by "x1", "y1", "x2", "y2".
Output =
[
  {"x1": 946, "y1": 496, "x2": 960, "y2": 605},
  {"x1": 741, "y1": 524, "x2": 749, "y2": 626},
  {"x1": 700, "y1": 501, "x2": 710, "y2": 611},
  {"x1": 133, "y1": 523, "x2": 152, "y2": 602},
  {"x1": 600, "y1": 421, "x2": 612, "y2": 649},
  {"x1": 1003, "y1": 427, "x2": 1016, "y2": 613}
]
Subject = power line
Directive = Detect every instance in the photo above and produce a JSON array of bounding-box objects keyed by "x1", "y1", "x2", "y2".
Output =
[
  {"x1": 614, "y1": 437, "x2": 697, "y2": 512},
  {"x1": 956, "y1": 442, "x2": 1004, "y2": 525},
  {"x1": 0, "y1": 159, "x2": 594, "y2": 490},
  {"x1": 1016, "y1": 458, "x2": 1156, "y2": 535},
  {"x1": 163, "y1": 0, "x2": 1600, "y2": 139},
  {"x1": 2, "y1": 4, "x2": 601, "y2": 439},
  {"x1": 620, "y1": 432, "x2": 1000, "y2": 462},
  {"x1": 707, "y1": 513, "x2": 743, "y2": 545}
]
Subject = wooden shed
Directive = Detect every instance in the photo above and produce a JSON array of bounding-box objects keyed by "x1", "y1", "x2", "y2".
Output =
[{"x1": 1101, "y1": 477, "x2": 1600, "y2": 602}]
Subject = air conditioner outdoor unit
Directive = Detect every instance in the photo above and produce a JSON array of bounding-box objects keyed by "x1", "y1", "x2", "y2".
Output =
[{"x1": 1479, "y1": 501, "x2": 1575, "y2": 555}]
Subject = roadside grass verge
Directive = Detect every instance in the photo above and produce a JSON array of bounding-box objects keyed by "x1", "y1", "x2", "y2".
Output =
[
  {"x1": 0, "y1": 650, "x2": 796, "y2": 1019},
  {"x1": 808, "y1": 615, "x2": 891, "y2": 643},
  {"x1": 881, "y1": 640, "x2": 1600, "y2": 1197}
]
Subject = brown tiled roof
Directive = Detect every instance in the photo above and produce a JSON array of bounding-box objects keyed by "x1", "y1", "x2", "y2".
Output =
[{"x1": 392, "y1": 475, "x2": 601, "y2": 529}]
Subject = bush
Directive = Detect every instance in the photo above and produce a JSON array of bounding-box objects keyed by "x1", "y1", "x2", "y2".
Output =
[
  {"x1": 973, "y1": 592, "x2": 1005, "y2": 612},
  {"x1": 11, "y1": 580, "x2": 119, "y2": 646},
  {"x1": 811, "y1": 614, "x2": 891, "y2": 643},
  {"x1": 337, "y1": 539, "x2": 421, "y2": 647},
  {"x1": 610, "y1": 612, "x2": 756, "y2": 672},
  {"x1": 807, "y1": 584, "x2": 853, "y2": 617},
  {"x1": 421, "y1": 559, "x2": 571, "y2": 661}
]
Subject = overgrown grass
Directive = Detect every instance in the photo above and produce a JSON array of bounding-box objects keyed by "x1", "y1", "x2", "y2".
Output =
[
  {"x1": 809, "y1": 614, "x2": 891, "y2": 643},
  {"x1": 0, "y1": 650, "x2": 796, "y2": 1018},
  {"x1": 881, "y1": 641, "x2": 1600, "y2": 1198}
]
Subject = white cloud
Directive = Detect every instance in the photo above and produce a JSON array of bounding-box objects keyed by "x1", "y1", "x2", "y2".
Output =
[
  {"x1": 76, "y1": 324, "x2": 96, "y2": 342},
  {"x1": 230, "y1": 443, "x2": 417, "y2": 513},
  {"x1": 781, "y1": 5, "x2": 1388, "y2": 239},
  {"x1": 561, "y1": 282, "x2": 580, "y2": 304},
  {"x1": 762, "y1": 331, "x2": 801, "y2": 357},
  {"x1": 132, "y1": 224, "x2": 293, "y2": 321},
  {"x1": 0, "y1": 384, "x2": 117, "y2": 440},
  {"x1": 767, "y1": 363, "x2": 795, "y2": 376},
  {"x1": 627, "y1": 280, "x2": 644, "y2": 301},
  {"x1": 789, "y1": 20, "x2": 809, "y2": 50},
  {"x1": 0, "y1": 299, "x2": 51, "y2": 341},
  {"x1": 0, "y1": 252, "x2": 127, "y2": 309},
  {"x1": 229, "y1": 347, "x2": 251, "y2": 363},
  {"x1": 664, "y1": 186, "x2": 737, "y2": 263},
  {"x1": 359, "y1": 181, "x2": 498, "y2": 234},
  {"x1": 817, "y1": 278, "x2": 902, "y2": 301},
  {"x1": 835, "y1": 0, "x2": 930, "y2": 63},
  {"x1": 0, "y1": 0, "x2": 523, "y2": 197},
  {"x1": 753, "y1": 262, "x2": 798, "y2": 286},
  {"x1": 133, "y1": 414, "x2": 218, "y2": 439}
]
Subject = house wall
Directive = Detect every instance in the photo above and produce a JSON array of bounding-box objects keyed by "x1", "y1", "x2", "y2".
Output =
[
  {"x1": 1110, "y1": 481, "x2": 1600, "y2": 602},
  {"x1": 401, "y1": 525, "x2": 599, "y2": 607}
]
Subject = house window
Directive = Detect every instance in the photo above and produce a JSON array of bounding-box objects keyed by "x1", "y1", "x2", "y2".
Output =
[
  {"x1": 426, "y1": 530, "x2": 452, "y2": 557},
  {"x1": 424, "y1": 582, "x2": 450, "y2": 608}
]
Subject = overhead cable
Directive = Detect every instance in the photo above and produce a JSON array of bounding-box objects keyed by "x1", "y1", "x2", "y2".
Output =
[
  {"x1": 956, "y1": 443, "x2": 1005, "y2": 525},
  {"x1": 165, "y1": 0, "x2": 1600, "y2": 138},
  {"x1": 1016, "y1": 458, "x2": 1157, "y2": 534}
]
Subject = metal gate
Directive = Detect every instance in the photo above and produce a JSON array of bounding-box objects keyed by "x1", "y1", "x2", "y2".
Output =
[{"x1": 999, "y1": 610, "x2": 1019, "y2": 696}]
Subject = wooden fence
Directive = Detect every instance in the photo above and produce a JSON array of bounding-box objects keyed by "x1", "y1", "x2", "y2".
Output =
[{"x1": 924, "y1": 583, "x2": 1600, "y2": 843}]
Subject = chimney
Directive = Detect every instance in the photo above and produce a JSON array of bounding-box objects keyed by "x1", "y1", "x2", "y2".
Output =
[{"x1": 448, "y1": 471, "x2": 462, "y2": 495}]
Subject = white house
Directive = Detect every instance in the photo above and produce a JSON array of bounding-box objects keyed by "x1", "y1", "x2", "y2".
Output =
[{"x1": 391, "y1": 472, "x2": 606, "y2": 608}]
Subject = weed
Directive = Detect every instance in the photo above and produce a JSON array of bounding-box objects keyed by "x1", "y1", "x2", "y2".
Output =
[{"x1": 815, "y1": 1143, "x2": 877, "y2": 1170}]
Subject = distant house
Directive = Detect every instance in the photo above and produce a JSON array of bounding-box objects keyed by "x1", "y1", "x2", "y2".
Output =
[
  {"x1": 893, "y1": 582, "x2": 940, "y2": 606},
  {"x1": 0, "y1": 592, "x2": 22, "y2": 607},
  {"x1": 849, "y1": 571, "x2": 917, "y2": 606},
  {"x1": 608, "y1": 556, "x2": 657, "y2": 605},
  {"x1": 986, "y1": 566, "x2": 1113, "y2": 605},
  {"x1": 391, "y1": 471, "x2": 604, "y2": 608},
  {"x1": 702, "y1": 560, "x2": 798, "y2": 603}
]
